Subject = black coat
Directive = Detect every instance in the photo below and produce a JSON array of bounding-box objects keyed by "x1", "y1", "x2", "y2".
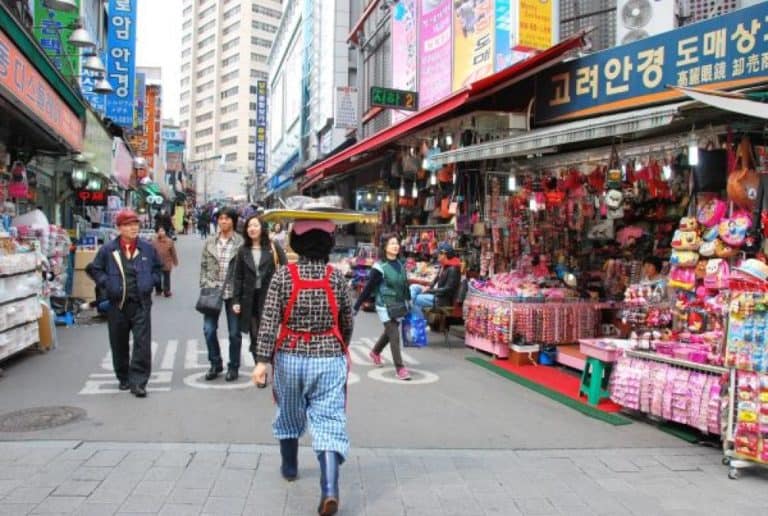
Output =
[
  {"x1": 232, "y1": 242, "x2": 287, "y2": 337},
  {"x1": 430, "y1": 265, "x2": 461, "y2": 307}
]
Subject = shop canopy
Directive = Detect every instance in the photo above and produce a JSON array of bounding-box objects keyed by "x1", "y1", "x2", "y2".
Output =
[
  {"x1": 671, "y1": 86, "x2": 768, "y2": 121},
  {"x1": 300, "y1": 31, "x2": 589, "y2": 191},
  {"x1": 430, "y1": 102, "x2": 685, "y2": 167}
]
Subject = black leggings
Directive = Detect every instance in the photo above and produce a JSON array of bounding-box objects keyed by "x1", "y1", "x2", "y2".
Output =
[{"x1": 373, "y1": 320, "x2": 403, "y2": 368}]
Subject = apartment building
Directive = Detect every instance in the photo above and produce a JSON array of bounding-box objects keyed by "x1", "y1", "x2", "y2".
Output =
[{"x1": 179, "y1": 0, "x2": 282, "y2": 201}]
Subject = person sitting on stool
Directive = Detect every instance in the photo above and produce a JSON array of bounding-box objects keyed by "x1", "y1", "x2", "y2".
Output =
[{"x1": 410, "y1": 242, "x2": 462, "y2": 320}]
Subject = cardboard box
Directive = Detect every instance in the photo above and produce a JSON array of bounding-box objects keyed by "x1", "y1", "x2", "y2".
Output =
[
  {"x1": 72, "y1": 270, "x2": 96, "y2": 301},
  {"x1": 74, "y1": 249, "x2": 99, "y2": 270},
  {"x1": 508, "y1": 348, "x2": 539, "y2": 367},
  {"x1": 38, "y1": 303, "x2": 55, "y2": 351}
]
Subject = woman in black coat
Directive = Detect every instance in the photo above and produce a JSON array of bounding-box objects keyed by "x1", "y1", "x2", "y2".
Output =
[{"x1": 232, "y1": 215, "x2": 287, "y2": 379}]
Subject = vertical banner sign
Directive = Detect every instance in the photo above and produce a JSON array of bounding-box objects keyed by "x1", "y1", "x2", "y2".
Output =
[
  {"x1": 391, "y1": 0, "x2": 418, "y2": 122},
  {"x1": 143, "y1": 85, "x2": 157, "y2": 169},
  {"x1": 33, "y1": 0, "x2": 80, "y2": 80},
  {"x1": 134, "y1": 71, "x2": 146, "y2": 131},
  {"x1": 105, "y1": 0, "x2": 137, "y2": 127},
  {"x1": 255, "y1": 80, "x2": 268, "y2": 176},
  {"x1": 81, "y1": 49, "x2": 107, "y2": 115},
  {"x1": 517, "y1": 0, "x2": 553, "y2": 50},
  {"x1": 418, "y1": 0, "x2": 452, "y2": 108},
  {"x1": 534, "y1": 3, "x2": 768, "y2": 124},
  {"x1": 494, "y1": 0, "x2": 511, "y2": 72},
  {"x1": 453, "y1": 0, "x2": 494, "y2": 90}
]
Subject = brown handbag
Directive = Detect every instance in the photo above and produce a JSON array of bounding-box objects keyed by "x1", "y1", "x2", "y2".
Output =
[{"x1": 727, "y1": 137, "x2": 760, "y2": 210}]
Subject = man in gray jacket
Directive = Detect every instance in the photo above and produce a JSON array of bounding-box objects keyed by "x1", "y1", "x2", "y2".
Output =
[{"x1": 200, "y1": 207, "x2": 244, "y2": 381}]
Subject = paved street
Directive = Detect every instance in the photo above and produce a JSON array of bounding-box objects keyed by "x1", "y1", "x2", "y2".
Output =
[{"x1": 0, "y1": 235, "x2": 765, "y2": 515}]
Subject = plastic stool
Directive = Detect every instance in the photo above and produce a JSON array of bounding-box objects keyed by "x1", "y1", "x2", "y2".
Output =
[
  {"x1": 54, "y1": 312, "x2": 75, "y2": 327},
  {"x1": 579, "y1": 357, "x2": 613, "y2": 406}
]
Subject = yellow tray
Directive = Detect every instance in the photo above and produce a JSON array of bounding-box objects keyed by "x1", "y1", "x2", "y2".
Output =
[{"x1": 261, "y1": 209, "x2": 378, "y2": 224}]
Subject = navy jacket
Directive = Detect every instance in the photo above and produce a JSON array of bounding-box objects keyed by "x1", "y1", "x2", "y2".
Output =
[{"x1": 90, "y1": 237, "x2": 162, "y2": 308}]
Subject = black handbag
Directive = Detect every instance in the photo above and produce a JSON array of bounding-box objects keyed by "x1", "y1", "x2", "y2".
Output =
[
  {"x1": 694, "y1": 146, "x2": 727, "y2": 192},
  {"x1": 195, "y1": 287, "x2": 223, "y2": 316},
  {"x1": 386, "y1": 302, "x2": 409, "y2": 320}
]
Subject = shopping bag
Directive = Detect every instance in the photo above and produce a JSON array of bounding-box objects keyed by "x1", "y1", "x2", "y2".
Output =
[{"x1": 402, "y1": 314, "x2": 428, "y2": 347}]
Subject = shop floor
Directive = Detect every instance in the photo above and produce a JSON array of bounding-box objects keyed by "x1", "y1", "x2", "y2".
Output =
[{"x1": 466, "y1": 356, "x2": 633, "y2": 426}]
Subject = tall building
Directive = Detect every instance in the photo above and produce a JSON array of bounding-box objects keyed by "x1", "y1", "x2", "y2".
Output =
[{"x1": 179, "y1": 0, "x2": 282, "y2": 202}]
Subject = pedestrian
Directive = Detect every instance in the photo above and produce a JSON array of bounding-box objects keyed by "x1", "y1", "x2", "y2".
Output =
[
  {"x1": 252, "y1": 198, "x2": 360, "y2": 516},
  {"x1": 409, "y1": 242, "x2": 462, "y2": 319},
  {"x1": 232, "y1": 215, "x2": 287, "y2": 382},
  {"x1": 271, "y1": 222, "x2": 287, "y2": 249},
  {"x1": 152, "y1": 226, "x2": 179, "y2": 297},
  {"x1": 198, "y1": 209, "x2": 210, "y2": 239},
  {"x1": 199, "y1": 207, "x2": 244, "y2": 381},
  {"x1": 354, "y1": 233, "x2": 412, "y2": 380},
  {"x1": 89, "y1": 208, "x2": 162, "y2": 398}
]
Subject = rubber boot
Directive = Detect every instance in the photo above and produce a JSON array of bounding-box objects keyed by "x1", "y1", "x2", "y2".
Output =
[
  {"x1": 279, "y1": 439, "x2": 298, "y2": 481},
  {"x1": 317, "y1": 451, "x2": 340, "y2": 516}
]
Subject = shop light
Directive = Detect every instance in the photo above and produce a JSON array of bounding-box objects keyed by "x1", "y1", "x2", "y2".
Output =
[
  {"x1": 83, "y1": 54, "x2": 106, "y2": 73},
  {"x1": 68, "y1": 18, "x2": 96, "y2": 48},
  {"x1": 377, "y1": 194, "x2": 382, "y2": 202},
  {"x1": 529, "y1": 197, "x2": 538, "y2": 212},
  {"x1": 357, "y1": 193, "x2": 362, "y2": 201},
  {"x1": 411, "y1": 182, "x2": 418, "y2": 199},
  {"x1": 452, "y1": 170, "x2": 457, "y2": 183},
  {"x1": 366, "y1": 191, "x2": 372, "y2": 200},
  {"x1": 688, "y1": 137, "x2": 699, "y2": 166},
  {"x1": 399, "y1": 180, "x2": 405, "y2": 197},
  {"x1": 430, "y1": 170, "x2": 437, "y2": 186},
  {"x1": 663, "y1": 163, "x2": 673, "y2": 180},
  {"x1": 86, "y1": 175, "x2": 103, "y2": 191},
  {"x1": 508, "y1": 174, "x2": 517, "y2": 191},
  {"x1": 445, "y1": 134, "x2": 453, "y2": 147},
  {"x1": 385, "y1": 194, "x2": 391, "y2": 202},
  {"x1": 409, "y1": 146, "x2": 415, "y2": 156},
  {"x1": 421, "y1": 158, "x2": 429, "y2": 169},
  {"x1": 621, "y1": 163, "x2": 627, "y2": 178},
  {"x1": 45, "y1": 0, "x2": 77, "y2": 11},
  {"x1": 71, "y1": 167, "x2": 88, "y2": 188},
  {"x1": 432, "y1": 137, "x2": 439, "y2": 148},
  {"x1": 94, "y1": 76, "x2": 114, "y2": 94}
]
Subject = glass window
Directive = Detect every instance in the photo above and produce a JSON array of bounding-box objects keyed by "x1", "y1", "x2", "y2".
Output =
[
  {"x1": 195, "y1": 128, "x2": 213, "y2": 138},
  {"x1": 222, "y1": 54, "x2": 239, "y2": 67},
  {"x1": 195, "y1": 112, "x2": 213, "y2": 123},
  {"x1": 224, "y1": 153, "x2": 238, "y2": 162},
  {"x1": 251, "y1": 36, "x2": 272, "y2": 49},
  {"x1": 223, "y1": 37, "x2": 239, "y2": 51},
  {"x1": 252, "y1": 4, "x2": 282, "y2": 19},
  {"x1": 220, "y1": 86, "x2": 239, "y2": 99},
  {"x1": 252, "y1": 20, "x2": 277, "y2": 33},
  {"x1": 223, "y1": 21, "x2": 240, "y2": 35},
  {"x1": 195, "y1": 143, "x2": 213, "y2": 153},
  {"x1": 221, "y1": 70, "x2": 239, "y2": 82},
  {"x1": 221, "y1": 103, "x2": 238, "y2": 114},
  {"x1": 223, "y1": 5, "x2": 241, "y2": 19},
  {"x1": 248, "y1": 152, "x2": 256, "y2": 162},
  {"x1": 220, "y1": 119, "x2": 238, "y2": 131},
  {"x1": 220, "y1": 136, "x2": 238, "y2": 146},
  {"x1": 251, "y1": 53, "x2": 267, "y2": 63}
]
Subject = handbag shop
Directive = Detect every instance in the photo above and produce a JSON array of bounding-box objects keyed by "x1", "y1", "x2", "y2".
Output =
[{"x1": 302, "y1": 5, "x2": 768, "y2": 467}]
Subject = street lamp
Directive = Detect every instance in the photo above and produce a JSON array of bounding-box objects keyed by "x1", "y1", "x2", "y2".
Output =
[
  {"x1": 82, "y1": 54, "x2": 106, "y2": 73},
  {"x1": 93, "y1": 76, "x2": 114, "y2": 94},
  {"x1": 68, "y1": 18, "x2": 96, "y2": 49},
  {"x1": 44, "y1": 0, "x2": 77, "y2": 11}
]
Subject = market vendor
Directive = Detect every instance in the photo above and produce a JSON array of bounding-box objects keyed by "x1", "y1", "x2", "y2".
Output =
[
  {"x1": 410, "y1": 242, "x2": 462, "y2": 319},
  {"x1": 636, "y1": 256, "x2": 669, "y2": 303}
]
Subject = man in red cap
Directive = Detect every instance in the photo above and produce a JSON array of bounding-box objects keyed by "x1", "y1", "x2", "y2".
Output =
[{"x1": 90, "y1": 208, "x2": 162, "y2": 398}]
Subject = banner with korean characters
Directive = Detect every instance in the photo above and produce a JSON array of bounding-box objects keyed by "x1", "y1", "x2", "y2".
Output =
[
  {"x1": 0, "y1": 27, "x2": 83, "y2": 150},
  {"x1": 391, "y1": 0, "x2": 418, "y2": 123},
  {"x1": 453, "y1": 0, "x2": 494, "y2": 91},
  {"x1": 105, "y1": 0, "x2": 137, "y2": 127},
  {"x1": 535, "y1": 2, "x2": 768, "y2": 125},
  {"x1": 33, "y1": 0, "x2": 80, "y2": 81},
  {"x1": 419, "y1": 0, "x2": 452, "y2": 109},
  {"x1": 255, "y1": 80, "x2": 267, "y2": 176}
]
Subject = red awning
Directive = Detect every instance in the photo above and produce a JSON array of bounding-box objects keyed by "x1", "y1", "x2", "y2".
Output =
[{"x1": 301, "y1": 32, "x2": 588, "y2": 191}]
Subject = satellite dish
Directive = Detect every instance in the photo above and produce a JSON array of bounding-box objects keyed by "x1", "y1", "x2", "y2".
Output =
[{"x1": 621, "y1": 0, "x2": 652, "y2": 29}]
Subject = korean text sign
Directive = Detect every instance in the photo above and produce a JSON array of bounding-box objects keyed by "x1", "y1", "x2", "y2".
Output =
[
  {"x1": 255, "y1": 80, "x2": 267, "y2": 176},
  {"x1": 391, "y1": 0, "x2": 418, "y2": 122},
  {"x1": 105, "y1": 0, "x2": 137, "y2": 127},
  {"x1": 33, "y1": 0, "x2": 80, "y2": 80},
  {"x1": 535, "y1": 2, "x2": 768, "y2": 124},
  {"x1": 0, "y1": 28, "x2": 83, "y2": 150},
  {"x1": 419, "y1": 0, "x2": 452, "y2": 109}
]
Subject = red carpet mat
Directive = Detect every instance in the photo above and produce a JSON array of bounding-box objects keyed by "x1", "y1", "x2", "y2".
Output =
[{"x1": 490, "y1": 359, "x2": 624, "y2": 413}]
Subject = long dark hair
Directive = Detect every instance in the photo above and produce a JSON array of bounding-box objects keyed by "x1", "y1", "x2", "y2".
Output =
[{"x1": 241, "y1": 215, "x2": 271, "y2": 248}]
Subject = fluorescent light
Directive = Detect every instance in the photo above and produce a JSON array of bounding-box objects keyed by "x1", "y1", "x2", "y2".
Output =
[
  {"x1": 688, "y1": 144, "x2": 699, "y2": 166},
  {"x1": 508, "y1": 174, "x2": 516, "y2": 191},
  {"x1": 399, "y1": 181, "x2": 405, "y2": 196},
  {"x1": 411, "y1": 183, "x2": 418, "y2": 198},
  {"x1": 430, "y1": 170, "x2": 436, "y2": 186},
  {"x1": 663, "y1": 164, "x2": 673, "y2": 180},
  {"x1": 445, "y1": 134, "x2": 453, "y2": 146}
]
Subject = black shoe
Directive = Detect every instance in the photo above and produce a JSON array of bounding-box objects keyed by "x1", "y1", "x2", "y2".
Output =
[
  {"x1": 205, "y1": 366, "x2": 223, "y2": 381},
  {"x1": 118, "y1": 381, "x2": 130, "y2": 391},
  {"x1": 279, "y1": 439, "x2": 298, "y2": 481},
  {"x1": 130, "y1": 385, "x2": 147, "y2": 398},
  {"x1": 225, "y1": 369, "x2": 238, "y2": 382}
]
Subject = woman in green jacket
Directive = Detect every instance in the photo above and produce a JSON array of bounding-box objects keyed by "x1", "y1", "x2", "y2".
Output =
[{"x1": 354, "y1": 233, "x2": 411, "y2": 380}]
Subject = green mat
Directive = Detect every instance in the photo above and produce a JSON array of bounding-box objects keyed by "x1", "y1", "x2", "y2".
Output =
[{"x1": 466, "y1": 356, "x2": 633, "y2": 426}]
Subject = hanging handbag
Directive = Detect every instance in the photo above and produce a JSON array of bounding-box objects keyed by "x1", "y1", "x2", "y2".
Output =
[
  {"x1": 727, "y1": 136, "x2": 760, "y2": 210},
  {"x1": 386, "y1": 302, "x2": 409, "y2": 320},
  {"x1": 195, "y1": 287, "x2": 223, "y2": 316},
  {"x1": 695, "y1": 141, "x2": 728, "y2": 192}
]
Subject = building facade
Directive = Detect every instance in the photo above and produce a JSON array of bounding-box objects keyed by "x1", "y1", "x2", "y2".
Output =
[
  {"x1": 179, "y1": 0, "x2": 281, "y2": 202},
  {"x1": 265, "y1": 0, "x2": 354, "y2": 200}
]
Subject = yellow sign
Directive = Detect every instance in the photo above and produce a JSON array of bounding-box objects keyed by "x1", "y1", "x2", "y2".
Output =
[{"x1": 518, "y1": 0, "x2": 553, "y2": 50}]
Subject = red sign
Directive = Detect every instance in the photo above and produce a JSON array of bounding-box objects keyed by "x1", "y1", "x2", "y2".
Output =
[
  {"x1": 76, "y1": 190, "x2": 107, "y2": 206},
  {"x1": 0, "y1": 28, "x2": 83, "y2": 151}
]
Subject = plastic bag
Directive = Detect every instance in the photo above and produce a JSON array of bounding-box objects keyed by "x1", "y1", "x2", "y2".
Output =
[{"x1": 402, "y1": 314, "x2": 427, "y2": 347}]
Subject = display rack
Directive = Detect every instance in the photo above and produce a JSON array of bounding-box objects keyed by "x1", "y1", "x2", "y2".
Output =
[{"x1": 625, "y1": 349, "x2": 728, "y2": 375}]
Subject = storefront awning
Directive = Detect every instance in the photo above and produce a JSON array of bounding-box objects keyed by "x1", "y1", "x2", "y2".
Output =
[
  {"x1": 300, "y1": 31, "x2": 589, "y2": 191},
  {"x1": 672, "y1": 86, "x2": 768, "y2": 120},
  {"x1": 430, "y1": 103, "x2": 684, "y2": 167}
]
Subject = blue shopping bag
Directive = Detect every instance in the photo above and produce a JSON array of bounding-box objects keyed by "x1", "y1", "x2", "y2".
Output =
[{"x1": 402, "y1": 314, "x2": 428, "y2": 347}]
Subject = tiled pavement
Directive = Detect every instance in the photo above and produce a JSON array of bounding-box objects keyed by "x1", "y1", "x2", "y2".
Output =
[{"x1": 1, "y1": 441, "x2": 767, "y2": 515}]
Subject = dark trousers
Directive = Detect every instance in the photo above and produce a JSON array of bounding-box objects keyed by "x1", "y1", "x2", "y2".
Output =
[
  {"x1": 203, "y1": 299, "x2": 242, "y2": 370},
  {"x1": 107, "y1": 300, "x2": 152, "y2": 387},
  {"x1": 373, "y1": 320, "x2": 404, "y2": 368},
  {"x1": 155, "y1": 271, "x2": 171, "y2": 294}
]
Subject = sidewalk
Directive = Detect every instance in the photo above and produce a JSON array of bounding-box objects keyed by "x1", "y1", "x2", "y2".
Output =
[{"x1": 0, "y1": 440, "x2": 764, "y2": 515}]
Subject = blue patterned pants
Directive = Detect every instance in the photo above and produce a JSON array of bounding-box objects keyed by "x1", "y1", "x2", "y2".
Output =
[{"x1": 272, "y1": 353, "x2": 349, "y2": 460}]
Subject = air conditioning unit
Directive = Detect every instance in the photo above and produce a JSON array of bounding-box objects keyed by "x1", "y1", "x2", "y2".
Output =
[{"x1": 616, "y1": 0, "x2": 676, "y2": 46}]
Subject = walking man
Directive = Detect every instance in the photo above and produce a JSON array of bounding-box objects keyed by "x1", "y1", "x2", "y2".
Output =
[
  {"x1": 90, "y1": 209, "x2": 162, "y2": 398},
  {"x1": 199, "y1": 207, "x2": 244, "y2": 381}
]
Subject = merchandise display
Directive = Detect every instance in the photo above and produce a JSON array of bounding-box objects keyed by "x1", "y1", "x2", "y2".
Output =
[{"x1": 0, "y1": 236, "x2": 42, "y2": 362}]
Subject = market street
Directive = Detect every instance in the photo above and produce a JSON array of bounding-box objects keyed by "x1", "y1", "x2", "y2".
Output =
[{"x1": 1, "y1": 236, "x2": 767, "y2": 516}]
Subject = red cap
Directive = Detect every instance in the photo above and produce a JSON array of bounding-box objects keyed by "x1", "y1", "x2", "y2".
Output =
[{"x1": 115, "y1": 209, "x2": 140, "y2": 227}]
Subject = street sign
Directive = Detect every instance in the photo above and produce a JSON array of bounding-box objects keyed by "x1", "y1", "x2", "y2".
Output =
[
  {"x1": 75, "y1": 190, "x2": 108, "y2": 206},
  {"x1": 370, "y1": 86, "x2": 419, "y2": 112}
]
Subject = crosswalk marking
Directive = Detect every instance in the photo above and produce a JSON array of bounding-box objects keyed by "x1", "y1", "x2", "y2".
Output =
[{"x1": 82, "y1": 336, "x2": 436, "y2": 395}]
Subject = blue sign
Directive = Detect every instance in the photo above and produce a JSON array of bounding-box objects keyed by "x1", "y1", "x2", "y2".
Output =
[
  {"x1": 105, "y1": 0, "x2": 137, "y2": 127},
  {"x1": 81, "y1": 49, "x2": 107, "y2": 115},
  {"x1": 494, "y1": 0, "x2": 511, "y2": 72},
  {"x1": 255, "y1": 80, "x2": 268, "y2": 176},
  {"x1": 535, "y1": 3, "x2": 768, "y2": 124}
]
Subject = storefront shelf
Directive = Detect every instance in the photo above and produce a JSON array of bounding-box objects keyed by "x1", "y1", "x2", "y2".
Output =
[
  {"x1": 625, "y1": 349, "x2": 728, "y2": 375},
  {"x1": 0, "y1": 293, "x2": 37, "y2": 308}
]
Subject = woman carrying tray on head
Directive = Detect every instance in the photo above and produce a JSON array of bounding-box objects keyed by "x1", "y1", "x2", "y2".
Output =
[{"x1": 252, "y1": 197, "x2": 359, "y2": 516}]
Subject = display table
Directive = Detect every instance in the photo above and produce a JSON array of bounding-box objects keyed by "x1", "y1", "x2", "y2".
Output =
[
  {"x1": 0, "y1": 253, "x2": 42, "y2": 362},
  {"x1": 463, "y1": 289, "x2": 601, "y2": 358}
]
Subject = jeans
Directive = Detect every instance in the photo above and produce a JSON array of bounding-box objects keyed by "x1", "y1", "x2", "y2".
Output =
[
  {"x1": 203, "y1": 299, "x2": 242, "y2": 370},
  {"x1": 409, "y1": 284, "x2": 435, "y2": 319}
]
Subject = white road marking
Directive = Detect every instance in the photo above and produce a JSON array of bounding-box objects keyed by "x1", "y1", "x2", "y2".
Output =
[
  {"x1": 353, "y1": 338, "x2": 421, "y2": 365},
  {"x1": 183, "y1": 371, "x2": 253, "y2": 390},
  {"x1": 185, "y1": 338, "x2": 205, "y2": 369},
  {"x1": 161, "y1": 340, "x2": 178, "y2": 370},
  {"x1": 79, "y1": 371, "x2": 173, "y2": 395}
]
